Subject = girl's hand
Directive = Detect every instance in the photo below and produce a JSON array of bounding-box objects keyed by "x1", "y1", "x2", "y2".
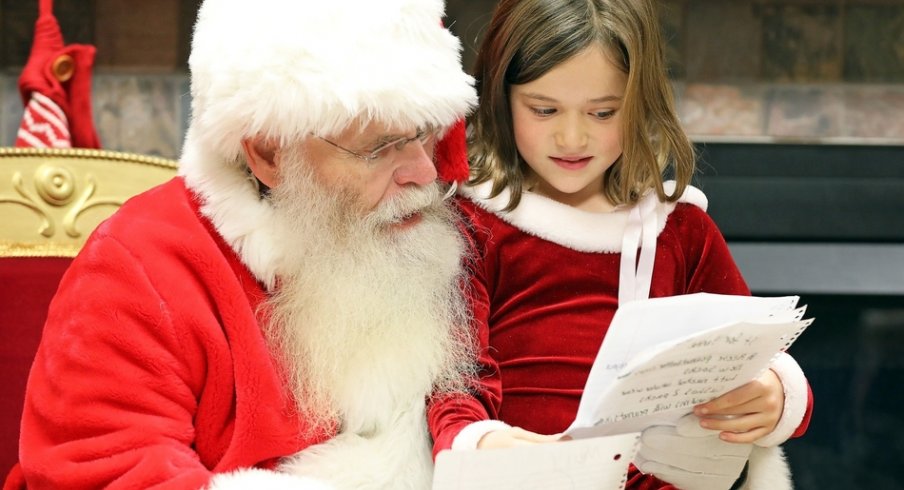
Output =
[
  {"x1": 692, "y1": 368, "x2": 785, "y2": 443},
  {"x1": 477, "y1": 427, "x2": 561, "y2": 449}
]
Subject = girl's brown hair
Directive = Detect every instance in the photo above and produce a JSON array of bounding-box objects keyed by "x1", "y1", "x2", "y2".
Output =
[{"x1": 469, "y1": 0, "x2": 694, "y2": 211}]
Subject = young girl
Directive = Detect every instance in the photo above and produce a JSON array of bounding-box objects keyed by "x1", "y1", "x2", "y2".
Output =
[{"x1": 428, "y1": 0, "x2": 813, "y2": 489}]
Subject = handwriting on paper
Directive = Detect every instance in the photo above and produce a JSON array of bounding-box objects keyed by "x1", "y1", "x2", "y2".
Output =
[{"x1": 565, "y1": 303, "x2": 811, "y2": 440}]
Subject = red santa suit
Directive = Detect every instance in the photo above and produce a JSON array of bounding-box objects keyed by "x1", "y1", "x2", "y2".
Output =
[
  {"x1": 7, "y1": 0, "x2": 479, "y2": 486},
  {"x1": 6, "y1": 178, "x2": 338, "y2": 489},
  {"x1": 428, "y1": 181, "x2": 813, "y2": 490}
]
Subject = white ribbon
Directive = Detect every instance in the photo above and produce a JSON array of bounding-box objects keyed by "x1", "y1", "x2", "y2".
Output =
[{"x1": 618, "y1": 195, "x2": 658, "y2": 305}]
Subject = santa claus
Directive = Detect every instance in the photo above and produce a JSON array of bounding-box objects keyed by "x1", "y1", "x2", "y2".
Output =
[{"x1": 7, "y1": 0, "x2": 477, "y2": 489}]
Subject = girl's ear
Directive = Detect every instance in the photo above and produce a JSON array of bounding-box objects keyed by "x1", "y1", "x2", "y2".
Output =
[{"x1": 241, "y1": 137, "x2": 279, "y2": 188}]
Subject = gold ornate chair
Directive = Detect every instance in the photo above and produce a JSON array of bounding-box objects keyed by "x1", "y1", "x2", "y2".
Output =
[{"x1": 0, "y1": 147, "x2": 177, "y2": 476}]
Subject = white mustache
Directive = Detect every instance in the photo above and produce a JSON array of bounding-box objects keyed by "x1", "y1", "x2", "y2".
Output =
[{"x1": 367, "y1": 183, "x2": 444, "y2": 225}]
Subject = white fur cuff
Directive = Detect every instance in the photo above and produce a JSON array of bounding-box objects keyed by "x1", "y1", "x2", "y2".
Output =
[
  {"x1": 207, "y1": 468, "x2": 335, "y2": 490},
  {"x1": 451, "y1": 420, "x2": 513, "y2": 450},
  {"x1": 755, "y1": 352, "x2": 808, "y2": 448},
  {"x1": 742, "y1": 445, "x2": 792, "y2": 490}
]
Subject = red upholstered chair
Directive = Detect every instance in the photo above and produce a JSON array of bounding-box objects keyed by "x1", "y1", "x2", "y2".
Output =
[{"x1": 0, "y1": 147, "x2": 177, "y2": 477}]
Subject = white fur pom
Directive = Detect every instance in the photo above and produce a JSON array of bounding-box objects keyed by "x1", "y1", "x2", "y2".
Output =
[
  {"x1": 207, "y1": 468, "x2": 335, "y2": 490},
  {"x1": 742, "y1": 445, "x2": 793, "y2": 490},
  {"x1": 278, "y1": 408, "x2": 435, "y2": 490}
]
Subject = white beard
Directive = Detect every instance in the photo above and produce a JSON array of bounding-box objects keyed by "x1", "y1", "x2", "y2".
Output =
[{"x1": 262, "y1": 148, "x2": 474, "y2": 489}]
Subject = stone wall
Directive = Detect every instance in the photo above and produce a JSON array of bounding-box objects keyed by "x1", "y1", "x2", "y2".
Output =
[{"x1": 1, "y1": 0, "x2": 903, "y2": 154}]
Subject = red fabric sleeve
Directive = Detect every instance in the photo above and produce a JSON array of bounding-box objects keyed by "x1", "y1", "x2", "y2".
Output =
[
  {"x1": 671, "y1": 204, "x2": 813, "y2": 437},
  {"x1": 791, "y1": 383, "x2": 814, "y2": 438},
  {"x1": 428, "y1": 198, "x2": 503, "y2": 456},
  {"x1": 668, "y1": 204, "x2": 751, "y2": 297},
  {"x1": 17, "y1": 237, "x2": 213, "y2": 489},
  {"x1": 12, "y1": 179, "x2": 318, "y2": 488}
]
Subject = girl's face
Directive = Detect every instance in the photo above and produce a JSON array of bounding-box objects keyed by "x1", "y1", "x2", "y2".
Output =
[{"x1": 510, "y1": 45, "x2": 627, "y2": 212}]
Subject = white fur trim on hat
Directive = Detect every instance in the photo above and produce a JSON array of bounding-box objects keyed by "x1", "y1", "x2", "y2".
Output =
[{"x1": 185, "y1": 0, "x2": 476, "y2": 163}]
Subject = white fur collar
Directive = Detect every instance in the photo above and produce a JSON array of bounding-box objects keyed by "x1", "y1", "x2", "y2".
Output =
[
  {"x1": 460, "y1": 180, "x2": 708, "y2": 253},
  {"x1": 179, "y1": 130, "x2": 283, "y2": 290}
]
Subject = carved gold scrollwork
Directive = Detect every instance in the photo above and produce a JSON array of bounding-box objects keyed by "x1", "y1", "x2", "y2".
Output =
[
  {"x1": 1, "y1": 171, "x2": 55, "y2": 237},
  {"x1": 63, "y1": 174, "x2": 122, "y2": 238},
  {"x1": 35, "y1": 164, "x2": 76, "y2": 206},
  {"x1": 1, "y1": 164, "x2": 124, "y2": 239},
  {"x1": 1, "y1": 148, "x2": 177, "y2": 257}
]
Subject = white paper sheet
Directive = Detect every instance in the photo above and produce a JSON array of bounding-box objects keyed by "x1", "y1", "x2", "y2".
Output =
[
  {"x1": 565, "y1": 293, "x2": 811, "y2": 438},
  {"x1": 432, "y1": 433, "x2": 640, "y2": 490}
]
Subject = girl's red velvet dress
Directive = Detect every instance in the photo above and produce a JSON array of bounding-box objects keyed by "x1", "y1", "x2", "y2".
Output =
[{"x1": 428, "y1": 182, "x2": 812, "y2": 490}]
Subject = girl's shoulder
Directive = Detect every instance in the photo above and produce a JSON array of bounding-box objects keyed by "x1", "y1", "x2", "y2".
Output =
[{"x1": 665, "y1": 186, "x2": 721, "y2": 233}]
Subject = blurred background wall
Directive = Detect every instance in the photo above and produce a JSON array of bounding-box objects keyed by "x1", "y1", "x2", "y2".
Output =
[
  {"x1": 3, "y1": 0, "x2": 904, "y2": 153},
  {"x1": 1, "y1": 1, "x2": 903, "y2": 488}
]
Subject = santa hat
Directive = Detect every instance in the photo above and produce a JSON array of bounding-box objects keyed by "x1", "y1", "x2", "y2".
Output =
[{"x1": 181, "y1": 0, "x2": 475, "y2": 184}]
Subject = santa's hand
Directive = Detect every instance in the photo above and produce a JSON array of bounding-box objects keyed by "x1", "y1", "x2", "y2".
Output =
[{"x1": 635, "y1": 414, "x2": 753, "y2": 490}]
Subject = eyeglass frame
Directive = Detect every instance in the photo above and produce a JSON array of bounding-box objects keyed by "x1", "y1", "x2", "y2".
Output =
[{"x1": 315, "y1": 125, "x2": 439, "y2": 164}]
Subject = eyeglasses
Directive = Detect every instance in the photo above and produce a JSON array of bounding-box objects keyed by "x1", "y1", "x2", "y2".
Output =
[{"x1": 316, "y1": 126, "x2": 439, "y2": 164}]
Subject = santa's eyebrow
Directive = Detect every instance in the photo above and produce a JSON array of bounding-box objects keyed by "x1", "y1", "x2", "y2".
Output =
[
  {"x1": 346, "y1": 133, "x2": 392, "y2": 151},
  {"x1": 368, "y1": 130, "x2": 419, "y2": 149}
]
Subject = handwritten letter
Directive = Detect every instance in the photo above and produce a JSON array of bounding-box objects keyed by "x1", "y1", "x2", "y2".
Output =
[{"x1": 566, "y1": 293, "x2": 811, "y2": 439}]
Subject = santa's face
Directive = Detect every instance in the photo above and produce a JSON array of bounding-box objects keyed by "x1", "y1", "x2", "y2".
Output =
[
  {"x1": 262, "y1": 145, "x2": 474, "y2": 435},
  {"x1": 289, "y1": 119, "x2": 441, "y2": 233}
]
